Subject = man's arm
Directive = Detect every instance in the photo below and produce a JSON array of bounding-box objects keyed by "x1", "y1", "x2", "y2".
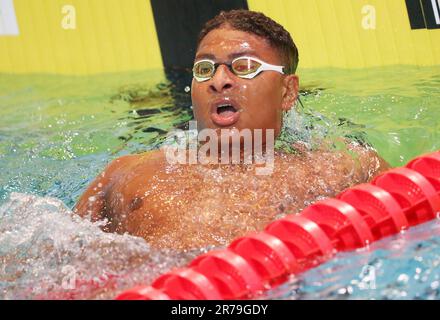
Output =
[{"x1": 73, "y1": 155, "x2": 133, "y2": 221}]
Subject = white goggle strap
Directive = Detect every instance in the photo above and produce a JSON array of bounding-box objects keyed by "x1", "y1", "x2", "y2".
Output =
[
  {"x1": 193, "y1": 57, "x2": 285, "y2": 82},
  {"x1": 236, "y1": 57, "x2": 285, "y2": 79}
]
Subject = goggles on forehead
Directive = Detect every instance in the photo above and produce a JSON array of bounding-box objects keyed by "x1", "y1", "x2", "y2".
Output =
[{"x1": 192, "y1": 56, "x2": 285, "y2": 82}]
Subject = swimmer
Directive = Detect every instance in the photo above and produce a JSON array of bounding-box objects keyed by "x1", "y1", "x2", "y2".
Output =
[{"x1": 74, "y1": 10, "x2": 389, "y2": 250}]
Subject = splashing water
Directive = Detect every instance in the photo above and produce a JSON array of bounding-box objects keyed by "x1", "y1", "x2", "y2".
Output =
[{"x1": 0, "y1": 193, "x2": 207, "y2": 299}]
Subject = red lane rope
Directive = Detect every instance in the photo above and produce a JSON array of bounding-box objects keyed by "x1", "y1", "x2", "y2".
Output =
[{"x1": 115, "y1": 151, "x2": 440, "y2": 300}]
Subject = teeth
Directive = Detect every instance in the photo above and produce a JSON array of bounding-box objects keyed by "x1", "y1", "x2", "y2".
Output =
[{"x1": 218, "y1": 104, "x2": 233, "y2": 108}]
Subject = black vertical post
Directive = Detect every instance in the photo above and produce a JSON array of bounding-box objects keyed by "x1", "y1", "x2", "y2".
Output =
[
  {"x1": 405, "y1": 0, "x2": 427, "y2": 29},
  {"x1": 421, "y1": 0, "x2": 440, "y2": 29},
  {"x1": 151, "y1": 0, "x2": 249, "y2": 71},
  {"x1": 150, "y1": 0, "x2": 249, "y2": 107},
  {"x1": 405, "y1": 0, "x2": 440, "y2": 29}
]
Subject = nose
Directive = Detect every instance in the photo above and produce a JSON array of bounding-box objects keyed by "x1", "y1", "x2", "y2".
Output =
[{"x1": 209, "y1": 65, "x2": 234, "y2": 93}]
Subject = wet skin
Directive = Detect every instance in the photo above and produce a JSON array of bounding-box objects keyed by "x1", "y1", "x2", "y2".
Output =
[
  {"x1": 74, "y1": 27, "x2": 390, "y2": 250},
  {"x1": 191, "y1": 27, "x2": 299, "y2": 139}
]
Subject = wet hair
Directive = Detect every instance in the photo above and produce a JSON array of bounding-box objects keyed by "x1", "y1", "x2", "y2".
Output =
[{"x1": 197, "y1": 9, "x2": 299, "y2": 74}]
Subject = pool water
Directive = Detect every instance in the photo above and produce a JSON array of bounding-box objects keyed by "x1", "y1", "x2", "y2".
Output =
[{"x1": 0, "y1": 66, "x2": 439, "y2": 299}]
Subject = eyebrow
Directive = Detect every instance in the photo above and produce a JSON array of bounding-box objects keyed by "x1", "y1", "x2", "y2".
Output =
[{"x1": 194, "y1": 50, "x2": 261, "y2": 61}]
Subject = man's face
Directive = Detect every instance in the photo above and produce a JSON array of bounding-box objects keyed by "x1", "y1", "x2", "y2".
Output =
[{"x1": 191, "y1": 27, "x2": 298, "y2": 137}]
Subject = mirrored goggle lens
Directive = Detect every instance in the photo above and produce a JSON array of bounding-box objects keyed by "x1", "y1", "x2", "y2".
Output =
[
  {"x1": 193, "y1": 61, "x2": 215, "y2": 79},
  {"x1": 232, "y1": 58, "x2": 261, "y2": 76}
]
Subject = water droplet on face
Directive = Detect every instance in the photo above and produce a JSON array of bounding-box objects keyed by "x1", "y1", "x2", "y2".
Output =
[{"x1": 239, "y1": 42, "x2": 251, "y2": 49}]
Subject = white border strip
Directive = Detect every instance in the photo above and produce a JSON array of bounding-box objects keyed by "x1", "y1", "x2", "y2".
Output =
[
  {"x1": 432, "y1": 0, "x2": 440, "y2": 25},
  {"x1": 437, "y1": 0, "x2": 440, "y2": 24},
  {"x1": 0, "y1": 0, "x2": 20, "y2": 36}
]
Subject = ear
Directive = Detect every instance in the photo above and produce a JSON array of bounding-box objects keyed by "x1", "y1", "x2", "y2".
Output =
[{"x1": 281, "y1": 75, "x2": 299, "y2": 111}]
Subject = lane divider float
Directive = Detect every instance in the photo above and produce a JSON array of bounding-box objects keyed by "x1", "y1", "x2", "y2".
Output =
[{"x1": 116, "y1": 151, "x2": 440, "y2": 300}]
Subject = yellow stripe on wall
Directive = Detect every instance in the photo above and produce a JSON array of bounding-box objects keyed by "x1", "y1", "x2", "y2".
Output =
[
  {"x1": 248, "y1": 0, "x2": 440, "y2": 68},
  {"x1": 1, "y1": 0, "x2": 439, "y2": 75},
  {"x1": 0, "y1": 0, "x2": 163, "y2": 74}
]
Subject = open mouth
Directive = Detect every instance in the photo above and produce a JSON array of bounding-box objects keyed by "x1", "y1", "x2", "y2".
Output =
[
  {"x1": 210, "y1": 100, "x2": 241, "y2": 127},
  {"x1": 216, "y1": 104, "x2": 238, "y2": 118}
]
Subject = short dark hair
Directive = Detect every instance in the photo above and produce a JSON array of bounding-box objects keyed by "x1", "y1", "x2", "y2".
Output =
[{"x1": 197, "y1": 9, "x2": 299, "y2": 74}]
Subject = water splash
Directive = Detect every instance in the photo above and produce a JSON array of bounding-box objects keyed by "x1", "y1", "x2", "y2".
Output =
[{"x1": 0, "y1": 193, "x2": 203, "y2": 299}]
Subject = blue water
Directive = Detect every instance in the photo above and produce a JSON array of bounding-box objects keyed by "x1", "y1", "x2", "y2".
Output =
[{"x1": 265, "y1": 220, "x2": 440, "y2": 299}]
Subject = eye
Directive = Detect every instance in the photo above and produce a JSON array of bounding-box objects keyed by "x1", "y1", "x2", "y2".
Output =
[
  {"x1": 194, "y1": 61, "x2": 214, "y2": 78},
  {"x1": 232, "y1": 58, "x2": 261, "y2": 75}
]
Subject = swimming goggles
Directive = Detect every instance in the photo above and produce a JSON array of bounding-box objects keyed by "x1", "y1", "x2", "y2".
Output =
[{"x1": 192, "y1": 56, "x2": 285, "y2": 82}]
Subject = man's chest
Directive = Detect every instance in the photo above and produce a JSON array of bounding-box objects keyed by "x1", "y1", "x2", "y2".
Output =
[
  {"x1": 106, "y1": 161, "x2": 322, "y2": 223},
  {"x1": 103, "y1": 156, "x2": 362, "y2": 248}
]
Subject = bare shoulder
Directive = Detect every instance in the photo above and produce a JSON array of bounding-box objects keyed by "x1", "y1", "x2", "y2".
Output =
[
  {"x1": 96, "y1": 149, "x2": 167, "y2": 182},
  {"x1": 344, "y1": 140, "x2": 391, "y2": 180},
  {"x1": 73, "y1": 149, "x2": 167, "y2": 218},
  {"x1": 293, "y1": 139, "x2": 391, "y2": 184}
]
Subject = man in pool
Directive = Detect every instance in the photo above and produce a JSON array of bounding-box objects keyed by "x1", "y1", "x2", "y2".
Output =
[{"x1": 74, "y1": 10, "x2": 389, "y2": 250}]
